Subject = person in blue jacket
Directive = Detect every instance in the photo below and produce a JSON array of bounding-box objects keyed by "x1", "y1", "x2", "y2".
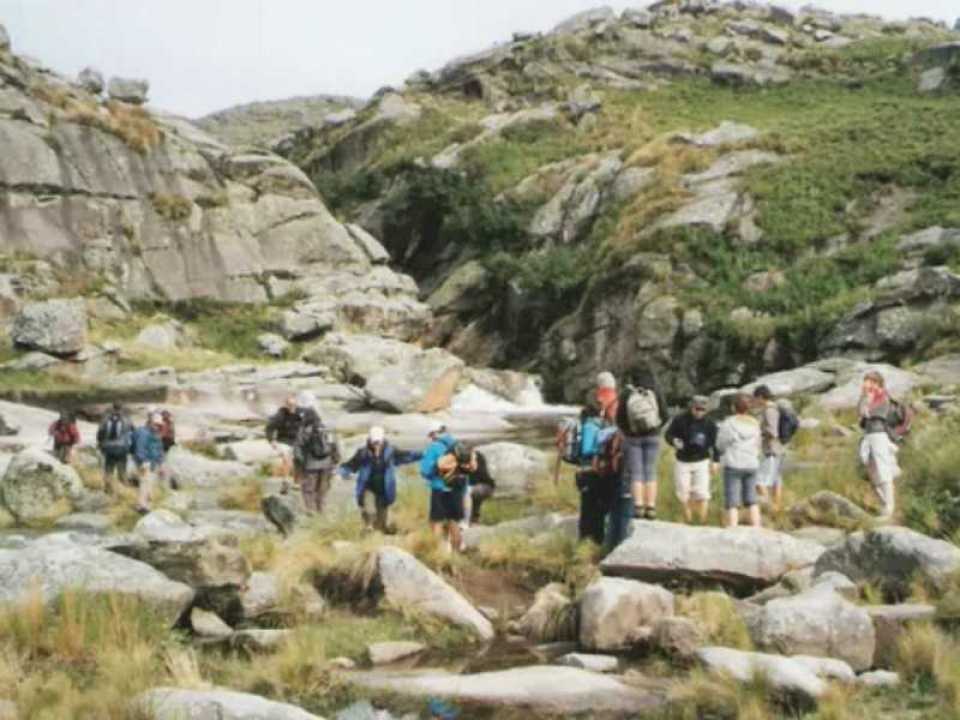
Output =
[
  {"x1": 131, "y1": 412, "x2": 165, "y2": 514},
  {"x1": 576, "y1": 400, "x2": 618, "y2": 545},
  {"x1": 420, "y1": 421, "x2": 461, "y2": 552},
  {"x1": 339, "y1": 425, "x2": 422, "y2": 533}
]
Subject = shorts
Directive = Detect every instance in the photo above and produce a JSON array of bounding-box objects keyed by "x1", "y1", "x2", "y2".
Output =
[
  {"x1": 430, "y1": 487, "x2": 465, "y2": 523},
  {"x1": 723, "y1": 467, "x2": 758, "y2": 509},
  {"x1": 623, "y1": 435, "x2": 661, "y2": 485},
  {"x1": 103, "y1": 453, "x2": 128, "y2": 479},
  {"x1": 756, "y1": 454, "x2": 785, "y2": 489},
  {"x1": 675, "y1": 459, "x2": 711, "y2": 502}
]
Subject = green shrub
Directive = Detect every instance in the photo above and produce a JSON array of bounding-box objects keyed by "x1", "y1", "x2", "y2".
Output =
[{"x1": 148, "y1": 193, "x2": 193, "y2": 222}]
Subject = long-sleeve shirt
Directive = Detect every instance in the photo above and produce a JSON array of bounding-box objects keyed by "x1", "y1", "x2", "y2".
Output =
[
  {"x1": 858, "y1": 389, "x2": 891, "y2": 435},
  {"x1": 131, "y1": 425, "x2": 164, "y2": 468},
  {"x1": 339, "y1": 442, "x2": 422, "y2": 506},
  {"x1": 665, "y1": 411, "x2": 719, "y2": 463},
  {"x1": 716, "y1": 414, "x2": 761, "y2": 471},
  {"x1": 758, "y1": 401, "x2": 783, "y2": 457},
  {"x1": 420, "y1": 433, "x2": 457, "y2": 492}
]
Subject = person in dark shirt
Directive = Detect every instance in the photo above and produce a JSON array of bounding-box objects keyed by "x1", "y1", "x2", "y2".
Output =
[
  {"x1": 462, "y1": 450, "x2": 496, "y2": 526},
  {"x1": 665, "y1": 395, "x2": 719, "y2": 523},
  {"x1": 266, "y1": 394, "x2": 303, "y2": 493},
  {"x1": 339, "y1": 426, "x2": 422, "y2": 532}
]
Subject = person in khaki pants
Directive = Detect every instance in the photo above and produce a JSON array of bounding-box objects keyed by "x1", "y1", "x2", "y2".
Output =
[
  {"x1": 293, "y1": 413, "x2": 339, "y2": 514},
  {"x1": 130, "y1": 412, "x2": 165, "y2": 514}
]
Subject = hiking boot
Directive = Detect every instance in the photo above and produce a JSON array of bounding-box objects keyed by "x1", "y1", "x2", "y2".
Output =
[
  {"x1": 644, "y1": 507, "x2": 657, "y2": 520},
  {"x1": 135, "y1": 505, "x2": 150, "y2": 515},
  {"x1": 632, "y1": 506, "x2": 645, "y2": 520},
  {"x1": 169, "y1": 477, "x2": 180, "y2": 491}
]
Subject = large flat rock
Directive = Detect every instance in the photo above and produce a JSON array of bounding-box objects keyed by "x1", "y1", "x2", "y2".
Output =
[
  {"x1": 134, "y1": 687, "x2": 321, "y2": 719},
  {"x1": 349, "y1": 665, "x2": 662, "y2": 715},
  {"x1": 601, "y1": 521, "x2": 825, "y2": 593}
]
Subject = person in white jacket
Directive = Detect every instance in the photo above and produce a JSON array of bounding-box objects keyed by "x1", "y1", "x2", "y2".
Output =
[{"x1": 716, "y1": 394, "x2": 762, "y2": 528}]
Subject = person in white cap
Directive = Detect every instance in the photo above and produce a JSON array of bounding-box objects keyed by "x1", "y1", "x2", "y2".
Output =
[
  {"x1": 339, "y1": 426, "x2": 422, "y2": 532},
  {"x1": 420, "y1": 421, "x2": 464, "y2": 552}
]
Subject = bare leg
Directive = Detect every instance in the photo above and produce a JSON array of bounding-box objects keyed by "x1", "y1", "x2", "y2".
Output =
[
  {"x1": 136, "y1": 466, "x2": 154, "y2": 511},
  {"x1": 681, "y1": 501, "x2": 692, "y2": 523},
  {"x1": 726, "y1": 507, "x2": 739, "y2": 528},
  {"x1": 692, "y1": 500, "x2": 708, "y2": 523},
  {"x1": 772, "y1": 484, "x2": 783, "y2": 512},
  {"x1": 448, "y1": 521, "x2": 462, "y2": 553},
  {"x1": 644, "y1": 482, "x2": 658, "y2": 510},
  {"x1": 748, "y1": 504, "x2": 762, "y2": 528}
]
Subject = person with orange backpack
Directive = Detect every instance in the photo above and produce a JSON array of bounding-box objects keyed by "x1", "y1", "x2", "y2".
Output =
[
  {"x1": 420, "y1": 422, "x2": 463, "y2": 553},
  {"x1": 49, "y1": 410, "x2": 80, "y2": 464}
]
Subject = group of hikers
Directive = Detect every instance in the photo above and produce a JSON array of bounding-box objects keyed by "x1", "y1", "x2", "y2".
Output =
[
  {"x1": 265, "y1": 392, "x2": 495, "y2": 551},
  {"x1": 559, "y1": 367, "x2": 911, "y2": 551},
  {"x1": 49, "y1": 404, "x2": 177, "y2": 513}
]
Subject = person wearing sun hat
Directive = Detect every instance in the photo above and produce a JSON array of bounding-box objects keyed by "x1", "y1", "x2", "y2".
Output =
[
  {"x1": 665, "y1": 395, "x2": 719, "y2": 523},
  {"x1": 420, "y1": 420, "x2": 463, "y2": 552},
  {"x1": 339, "y1": 425, "x2": 422, "y2": 532}
]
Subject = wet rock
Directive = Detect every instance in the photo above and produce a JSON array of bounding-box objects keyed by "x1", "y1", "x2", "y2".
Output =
[
  {"x1": 579, "y1": 577, "x2": 674, "y2": 652},
  {"x1": 107, "y1": 76, "x2": 149, "y2": 104},
  {"x1": 513, "y1": 583, "x2": 577, "y2": 642},
  {"x1": 377, "y1": 546, "x2": 494, "y2": 640},
  {"x1": 0, "y1": 535, "x2": 193, "y2": 626},
  {"x1": 743, "y1": 586, "x2": 876, "y2": 671},
  {"x1": 0, "y1": 448, "x2": 83, "y2": 524},
  {"x1": 601, "y1": 521, "x2": 825, "y2": 593},
  {"x1": 12, "y1": 298, "x2": 87, "y2": 356},
  {"x1": 134, "y1": 687, "x2": 321, "y2": 720},
  {"x1": 367, "y1": 641, "x2": 426, "y2": 665},
  {"x1": 350, "y1": 665, "x2": 661, "y2": 715},
  {"x1": 814, "y1": 527, "x2": 960, "y2": 597}
]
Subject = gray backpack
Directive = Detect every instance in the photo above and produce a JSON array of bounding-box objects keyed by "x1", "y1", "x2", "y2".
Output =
[{"x1": 626, "y1": 387, "x2": 661, "y2": 434}]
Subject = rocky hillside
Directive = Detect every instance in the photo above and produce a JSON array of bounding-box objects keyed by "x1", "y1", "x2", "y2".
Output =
[
  {"x1": 196, "y1": 94, "x2": 364, "y2": 148},
  {"x1": 274, "y1": 2, "x2": 960, "y2": 402}
]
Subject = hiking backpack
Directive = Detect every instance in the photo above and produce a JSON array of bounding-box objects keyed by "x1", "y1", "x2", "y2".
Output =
[
  {"x1": 303, "y1": 423, "x2": 335, "y2": 461},
  {"x1": 777, "y1": 404, "x2": 801, "y2": 444},
  {"x1": 886, "y1": 399, "x2": 915, "y2": 444},
  {"x1": 593, "y1": 431, "x2": 624, "y2": 479},
  {"x1": 52, "y1": 421, "x2": 76, "y2": 446},
  {"x1": 99, "y1": 414, "x2": 129, "y2": 453},
  {"x1": 559, "y1": 418, "x2": 581, "y2": 465},
  {"x1": 625, "y1": 387, "x2": 661, "y2": 434}
]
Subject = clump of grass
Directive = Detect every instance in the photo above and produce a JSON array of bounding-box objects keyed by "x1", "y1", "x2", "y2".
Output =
[
  {"x1": 676, "y1": 592, "x2": 753, "y2": 650},
  {"x1": 238, "y1": 534, "x2": 279, "y2": 572},
  {"x1": 219, "y1": 477, "x2": 264, "y2": 512},
  {"x1": 661, "y1": 669, "x2": 776, "y2": 720},
  {"x1": 148, "y1": 192, "x2": 193, "y2": 222},
  {"x1": 474, "y1": 530, "x2": 600, "y2": 590}
]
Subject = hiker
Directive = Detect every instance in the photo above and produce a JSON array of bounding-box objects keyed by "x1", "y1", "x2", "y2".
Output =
[
  {"x1": 857, "y1": 370, "x2": 903, "y2": 519},
  {"x1": 96, "y1": 402, "x2": 133, "y2": 494},
  {"x1": 753, "y1": 385, "x2": 800, "y2": 512},
  {"x1": 293, "y1": 409, "x2": 339, "y2": 515},
  {"x1": 462, "y1": 448, "x2": 495, "y2": 527},
  {"x1": 131, "y1": 412, "x2": 165, "y2": 513},
  {"x1": 420, "y1": 422, "x2": 463, "y2": 553},
  {"x1": 665, "y1": 395, "x2": 719, "y2": 524},
  {"x1": 615, "y1": 367, "x2": 669, "y2": 520},
  {"x1": 339, "y1": 426, "x2": 422, "y2": 533},
  {"x1": 575, "y1": 400, "x2": 616, "y2": 545},
  {"x1": 717, "y1": 394, "x2": 762, "y2": 528},
  {"x1": 596, "y1": 370, "x2": 619, "y2": 424},
  {"x1": 157, "y1": 409, "x2": 179, "y2": 490},
  {"x1": 266, "y1": 394, "x2": 303, "y2": 493},
  {"x1": 49, "y1": 410, "x2": 80, "y2": 464}
]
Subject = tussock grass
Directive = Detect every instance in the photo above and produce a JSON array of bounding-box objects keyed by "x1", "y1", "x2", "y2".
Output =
[
  {"x1": 474, "y1": 531, "x2": 600, "y2": 591},
  {"x1": 219, "y1": 477, "x2": 265, "y2": 512},
  {"x1": 148, "y1": 192, "x2": 193, "y2": 222},
  {"x1": 676, "y1": 592, "x2": 753, "y2": 651},
  {"x1": 660, "y1": 669, "x2": 775, "y2": 720}
]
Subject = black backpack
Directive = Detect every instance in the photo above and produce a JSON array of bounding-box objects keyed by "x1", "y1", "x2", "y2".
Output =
[
  {"x1": 303, "y1": 423, "x2": 334, "y2": 460},
  {"x1": 777, "y1": 405, "x2": 801, "y2": 444}
]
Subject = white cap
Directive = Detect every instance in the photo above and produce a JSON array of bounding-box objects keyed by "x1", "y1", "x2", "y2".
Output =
[
  {"x1": 427, "y1": 421, "x2": 447, "y2": 437},
  {"x1": 368, "y1": 426, "x2": 385, "y2": 443},
  {"x1": 149, "y1": 412, "x2": 163, "y2": 425},
  {"x1": 596, "y1": 371, "x2": 616, "y2": 390},
  {"x1": 296, "y1": 390, "x2": 316, "y2": 408}
]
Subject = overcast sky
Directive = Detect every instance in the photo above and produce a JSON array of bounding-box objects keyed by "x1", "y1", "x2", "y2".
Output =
[{"x1": 0, "y1": 1, "x2": 955, "y2": 118}]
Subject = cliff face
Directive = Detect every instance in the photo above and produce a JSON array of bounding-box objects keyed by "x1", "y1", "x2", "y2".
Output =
[
  {"x1": 0, "y1": 35, "x2": 428, "y2": 341},
  {"x1": 273, "y1": 3, "x2": 960, "y2": 400}
]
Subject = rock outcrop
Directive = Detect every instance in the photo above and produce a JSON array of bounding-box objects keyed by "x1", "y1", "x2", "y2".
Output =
[{"x1": 0, "y1": 448, "x2": 84, "y2": 523}]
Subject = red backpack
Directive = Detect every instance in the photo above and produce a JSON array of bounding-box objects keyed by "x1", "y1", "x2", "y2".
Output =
[
  {"x1": 592, "y1": 431, "x2": 623, "y2": 479},
  {"x1": 52, "y1": 421, "x2": 77, "y2": 446}
]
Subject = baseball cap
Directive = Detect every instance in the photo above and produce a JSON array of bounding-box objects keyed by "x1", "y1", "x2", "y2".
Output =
[
  {"x1": 691, "y1": 395, "x2": 709, "y2": 410},
  {"x1": 368, "y1": 426, "x2": 385, "y2": 443},
  {"x1": 296, "y1": 390, "x2": 316, "y2": 408},
  {"x1": 426, "y1": 421, "x2": 447, "y2": 437}
]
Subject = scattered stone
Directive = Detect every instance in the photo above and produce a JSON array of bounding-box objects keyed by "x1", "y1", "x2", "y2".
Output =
[
  {"x1": 262, "y1": 493, "x2": 302, "y2": 537},
  {"x1": 350, "y1": 665, "x2": 661, "y2": 715},
  {"x1": 112, "y1": 532, "x2": 251, "y2": 590},
  {"x1": 240, "y1": 571, "x2": 281, "y2": 620},
  {"x1": 867, "y1": 604, "x2": 937, "y2": 668},
  {"x1": 513, "y1": 583, "x2": 577, "y2": 642},
  {"x1": 367, "y1": 641, "x2": 426, "y2": 665},
  {"x1": 0, "y1": 448, "x2": 83, "y2": 524},
  {"x1": 191, "y1": 607, "x2": 233, "y2": 638},
  {"x1": 53, "y1": 512, "x2": 114, "y2": 533},
  {"x1": 77, "y1": 67, "x2": 104, "y2": 94},
  {"x1": 135, "y1": 321, "x2": 186, "y2": 350},
  {"x1": 814, "y1": 526, "x2": 960, "y2": 597},
  {"x1": 558, "y1": 652, "x2": 619, "y2": 673},
  {"x1": 788, "y1": 491, "x2": 870, "y2": 528},
  {"x1": 681, "y1": 121, "x2": 760, "y2": 147},
  {"x1": 743, "y1": 586, "x2": 876, "y2": 671},
  {"x1": 232, "y1": 628, "x2": 292, "y2": 653},
  {"x1": 134, "y1": 687, "x2": 321, "y2": 720},
  {"x1": 622, "y1": 8, "x2": 654, "y2": 27},
  {"x1": 811, "y1": 571, "x2": 857, "y2": 600},
  {"x1": 565, "y1": 83, "x2": 603, "y2": 120},
  {"x1": 257, "y1": 332, "x2": 290, "y2": 358},
  {"x1": 107, "y1": 76, "x2": 149, "y2": 104},
  {"x1": 601, "y1": 521, "x2": 825, "y2": 593},
  {"x1": 791, "y1": 654, "x2": 855, "y2": 683},
  {"x1": 377, "y1": 546, "x2": 494, "y2": 640},
  {"x1": 652, "y1": 616, "x2": 705, "y2": 662},
  {"x1": 579, "y1": 577, "x2": 674, "y2": 652},
  {"x1": 858, "y1": 670, "x2": 900, "y2": 687},
  {"x1": 696, "y1": 646, "x2": 827, "y2": 701},
  {"x1": 12, "y1": 298, "x2": 87, "y2": 356},
  {"x1": 711, "y1": 61, "x2": 791, "y2": 87},
  {"x1": 0, "y1": 535, "x2": 193, "y2": 626},
  {"x1": 330, "y1": 656, "x2": 357, "y2": 670},
  {"x1": 705, "y1": 36, "x2": 735, "y2": 55},
  {"x1": 611, "y1": 166, "x2": 657, "y2": 202},
  {"x1": 918, "y1": 66, "x2": 947, "y2": 93}
]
